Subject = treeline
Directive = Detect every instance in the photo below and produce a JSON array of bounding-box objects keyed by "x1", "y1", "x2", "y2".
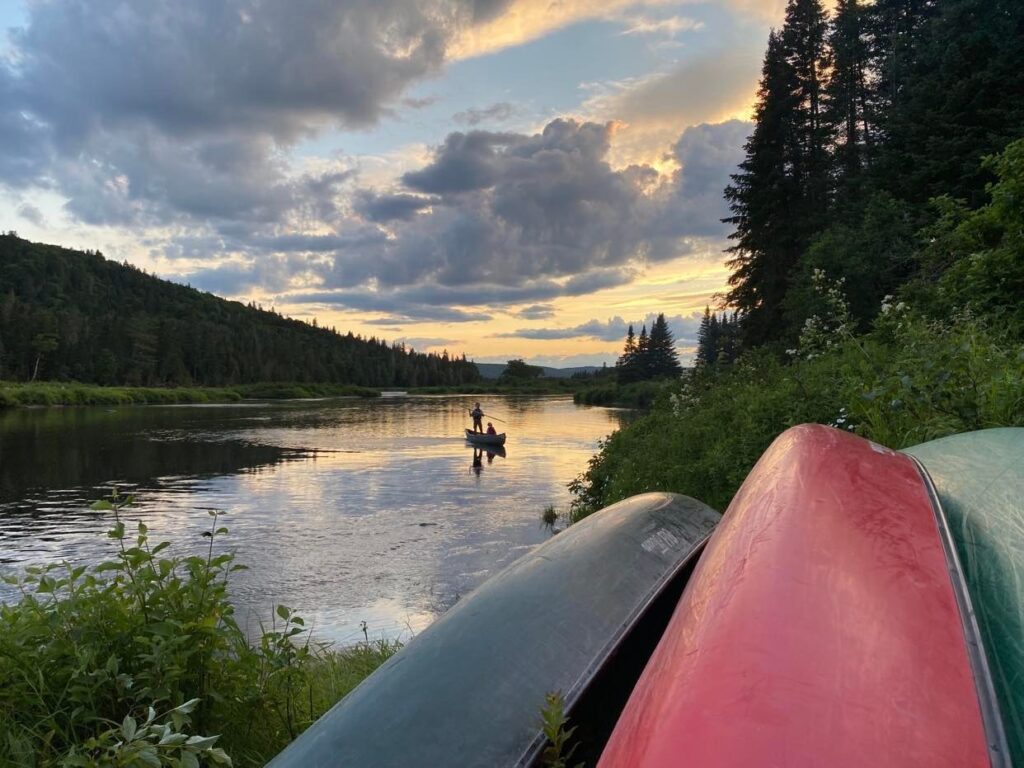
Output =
[
  {"x1": 725, "y1": 0, "x2": 1024, "y2": 349},
  {"x1": 0, "y1": 235, "x2": 481, "y2": 388},
  {"x1": 614, "y1": 314, "x2": 682, "y2": 383}
]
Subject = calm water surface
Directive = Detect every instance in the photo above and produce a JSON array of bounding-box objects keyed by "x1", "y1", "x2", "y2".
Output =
[{"x1": 0, "y1": 395, "x2": 622, "y2": 642}]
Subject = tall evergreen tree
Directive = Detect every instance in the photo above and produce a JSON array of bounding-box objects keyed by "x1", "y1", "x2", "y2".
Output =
[
  {"x1": 725, "y1": 31, "x2": 802, "y2": 346},
  {"x1": 636, "y1": 324, "x2": 650, "y2": 379},
  {"x1": 874, "y1": 0, "x2": 1024, "y2": 209},
  {"x1": 647, "y1": 314, "x2": 683, "y2": 378},
  {"x1": 866, "y1": 0, "x2": 939, "y2": 139},
  {"x1": 616, "y1": 324, "x2": 640, "y2": 383},
  {"x1": 826, "y1": 0, "x2": 872, "y2": 187},
  {"x1": 696, "y1": 307, "x2": 715, "y2": 367},
  {"x1": 783, "y1": 0, "x2": 832, "y2": 217}
]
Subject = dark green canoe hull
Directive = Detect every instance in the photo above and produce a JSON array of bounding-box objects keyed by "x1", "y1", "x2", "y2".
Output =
[
  {"x1": 268, "y1": 492, "x2": 720, "y2": 767},
  {"x1": 906, "y1": 428, "x2": 1024, "y2": 765}
]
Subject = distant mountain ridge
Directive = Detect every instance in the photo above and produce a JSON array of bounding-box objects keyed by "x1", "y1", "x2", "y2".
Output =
[
  {"x1": 0, "y1": 234, "x2": 481, "y2": 388},
  {"x1": 474, "y1": 362, "x2": 602, "y2": 380}
]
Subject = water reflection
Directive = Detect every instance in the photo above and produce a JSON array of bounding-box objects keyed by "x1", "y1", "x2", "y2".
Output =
[{"x1": 0, "y1": 396, "x2": 625, "y2": 642}]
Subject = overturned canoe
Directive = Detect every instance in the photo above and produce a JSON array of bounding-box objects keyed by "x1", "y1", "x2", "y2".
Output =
[
  {"x1": 906, "y1": 428, "x2": 1024, "y2": 766},
  {"x1": 465, "y1": 429, "x2": 506, "y2": 446},
  {"x1": 600, "y1": 425, "x2": 1005, "y2": 768},
  {"x1": 268, "y1": 492, "x2": 719, "y2": 768}
]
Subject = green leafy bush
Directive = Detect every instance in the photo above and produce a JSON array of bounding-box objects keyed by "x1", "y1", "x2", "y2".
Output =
[
  {"x1": 570, "y1": 309, "x2": 1024, "y2": 518},
  {"x1": 0, "y1": 492, "x2": 398, "y2": 766}
]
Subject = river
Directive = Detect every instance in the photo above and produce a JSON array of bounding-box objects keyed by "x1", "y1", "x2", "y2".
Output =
[{"x1": 0, "y1": 395, "x2": 623, "y2": 643}]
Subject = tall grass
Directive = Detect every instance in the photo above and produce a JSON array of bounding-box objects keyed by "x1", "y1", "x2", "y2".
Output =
[{"x1": 0, "y1": 491, "x2": 397, "y2": 767}]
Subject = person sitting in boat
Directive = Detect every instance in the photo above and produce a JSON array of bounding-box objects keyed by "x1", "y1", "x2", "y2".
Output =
[
  {"x1": 486, "y1": 422, "x2": 497, "y2": 435},
  {"x1": 470, "y1": 403, "x2": 484, "y2": 432}
]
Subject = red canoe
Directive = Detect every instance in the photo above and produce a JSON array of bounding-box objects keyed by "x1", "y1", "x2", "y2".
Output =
[{"x1": 599, "y1": 425, "x2": 1005, "y2": 768}]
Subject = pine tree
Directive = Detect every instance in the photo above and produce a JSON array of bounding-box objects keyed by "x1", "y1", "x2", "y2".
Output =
[
  {"x1": 826, "y1": 0, "x2": 872, "y2": 187},
  {"x1": 873, "y1": 0, "x2": 1024, "y2": 209},
  {"x1": 696, "y1": 307, "x2": 714, "y2": 367},
  {"x1": 783, "y1": 0, "x2": 832, "y2": 218},
  {"x1": 647, "y1": 314, "x2": 683, "y2": 378},
  {"x1": 725, "y1": 30, "x2": 802, "y2": 347},
  {"x1": 636, "y1": 324, "x2": 650, "y2": 380},
  {"x1": 616, "y1": 324, "x2": 640, "y2": 384}
]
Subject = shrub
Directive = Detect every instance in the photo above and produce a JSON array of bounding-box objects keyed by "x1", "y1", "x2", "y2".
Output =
[{"x1": 0, "y1": 492, "x2": 397, "y2": 766}]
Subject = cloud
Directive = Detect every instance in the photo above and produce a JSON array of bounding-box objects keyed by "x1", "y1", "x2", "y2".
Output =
[
  {"x1": 353, "y1": 191, "x2": 437, "y2": 222},
  {"x1": 515, "y1": 304, "x2": 556, "y2": 320},
  {"x1": 619, "y1": 15, "x2": 703, "y2": 37},
  {"x1": 395, "y1": 336, "x2": 461, "y2": 350},
  {"x1": 453, "y1": 102, "x2": 517, "y2": 126},
  {"x1": 654, "y1": 119, "x2": 752, "y2": 237},
  {"x1": 16, "y1": 202, "x2": 44, "y2": 226},
  {"x1": 497, "y1": 312, "x2": 703, "y2": 343}
]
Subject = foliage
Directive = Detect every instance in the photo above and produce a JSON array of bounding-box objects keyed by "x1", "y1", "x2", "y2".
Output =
[
  {"x1": 573, "y1": 380, "x2": 669, "y2": 410},
  {"x1": 0, "y1": 381, "x2": 381, "y2": 409},
  {"x1": 0, "y1": 235, "x2": 480, "y2": 388},
  {"x1": 571, "y1": 307, "x2": 1024, "y2": 519},
  {"x1": 925, "y1": 138, "x2": 1024, "y2": 337},
  {"x1": 695, "y1": 308, "x2": 741, "y2": 368},
  {"x1": 538, "y1": 692, "x2": 581, "y2": 768},
  {"x1": 615, "y1": 314, "x2": 682, "y2": 383},
  {"x1": 726, "y1": 0, "x2": 1023, "y2": 348},
  {"x1": 499, "y1": 359, "x2": 544, "y2": 382},
  {"x1": 0, "y1": 492, "x2": 398, "y2": 767}
]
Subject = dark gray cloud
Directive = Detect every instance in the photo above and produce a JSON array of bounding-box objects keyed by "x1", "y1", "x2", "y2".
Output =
[
  {"x1": 496, "y1": 313, "x2": 703, "y2": 344},
  {"x1": 330, "y1": 119, "x2": 663, "y2": 291},
  {"x1": 515, "y1": 304, "x2": 556, "y2": 320},
  {"x1": 0, "y1": 0, "x2": 512, "y2": 228},
  {"x1": 452, "y1": 102, "x2": 516, "y2": 126},
  {"x1": 353, "y1": 192, "x2": 438, "y2": 223},
  {"x1": 654, "y1": 119, "x2": 752, "y2": 238},
  {"x1": 16, "y1": 203, "x2": 45, "y2": 227}
]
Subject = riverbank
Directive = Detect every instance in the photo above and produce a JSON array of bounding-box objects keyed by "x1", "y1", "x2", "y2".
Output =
[
  {"x1": 0, "y1": 381, "x2": 381, "y2": 408},
  {"x1": 0, "y1": 502, "x2": 398, "y2": 767},
  {"x1": 569, "y1": 309, "x2": 1024, "y2": 520}
]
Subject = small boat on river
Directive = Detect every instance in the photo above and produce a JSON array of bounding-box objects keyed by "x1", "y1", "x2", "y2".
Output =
[{"x1": 465, "y1": 429, "x2": 506, "y2": 446}]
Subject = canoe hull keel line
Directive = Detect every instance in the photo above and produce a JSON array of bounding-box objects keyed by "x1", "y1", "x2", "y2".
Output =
[
  {"x1": 599, "y1": 424, "x2": 1005, "y2": 768},
  {"x1": 268, "y1": 492, "x2": 720, "y2": 768}
]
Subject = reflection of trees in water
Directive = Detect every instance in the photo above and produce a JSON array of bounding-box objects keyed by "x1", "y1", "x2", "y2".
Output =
[{"x1": 0, "y1": 407, "x2": 306, "y2": 504}]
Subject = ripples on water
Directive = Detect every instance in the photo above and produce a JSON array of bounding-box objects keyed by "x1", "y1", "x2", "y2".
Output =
[{"x1": 0, "y1": 395, "x2": 623, "y2": 643}]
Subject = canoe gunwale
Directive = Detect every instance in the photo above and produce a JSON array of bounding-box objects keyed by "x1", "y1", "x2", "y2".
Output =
[
  {"x1": 465, "y1": 429, "x2": 507, "y2": 445},
  {"x1": 911, "y1": 455, "x2": 1010, "y2": 767},
  {"x1": 513, "y1": 531, "x2": 714, "y2": 768}
]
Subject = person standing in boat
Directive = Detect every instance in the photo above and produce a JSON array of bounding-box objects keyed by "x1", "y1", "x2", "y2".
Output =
[{"x1": 470, "y1": 402, "x2": 485, "y2": 432}]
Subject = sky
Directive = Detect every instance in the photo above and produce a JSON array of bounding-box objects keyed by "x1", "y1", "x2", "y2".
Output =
[{"x1": 0, "y1": 0, "x2": 788, "y2": 367}]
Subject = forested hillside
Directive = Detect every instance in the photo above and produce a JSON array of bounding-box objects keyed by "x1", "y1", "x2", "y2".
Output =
[
  {"x1": 573, "y1": 0, "x2": 1024, "y2": 519},
  {"x1": 0, "y1": 235, "x2": 480, "y2": 388}
]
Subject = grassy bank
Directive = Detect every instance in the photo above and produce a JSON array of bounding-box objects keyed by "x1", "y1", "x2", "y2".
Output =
[
  {"x1": 569, "y1": 308, "x2": 1024, "y2": 520},
  {"x1": 0, "y1": 381, "x2": 380, "y2": 408},
  {"x1": 572, "y1": 380, "x2": 669, "y2": 409},
  {"x1": 0, "y1": 496, "x2": 397, "y2": 767}
]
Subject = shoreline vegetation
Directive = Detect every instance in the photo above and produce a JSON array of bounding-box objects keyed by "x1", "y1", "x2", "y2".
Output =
[
  {"x1": 1, "y1": 377, "x2": 662, "y2": 409},
  {"x1": 0, "y1": 381, "x2": 382, "y2": 408},
  {"x1": 0, "y1": 494, "x2": 399, "y2": 767}
]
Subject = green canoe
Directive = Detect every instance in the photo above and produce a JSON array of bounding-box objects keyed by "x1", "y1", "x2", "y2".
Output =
[
  {"x1": 268, "y1": 492, "x2": 719, "y2": 767},
  {"x1": 906, "y1": 428, "x2": 1024, "y2": 765}
]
